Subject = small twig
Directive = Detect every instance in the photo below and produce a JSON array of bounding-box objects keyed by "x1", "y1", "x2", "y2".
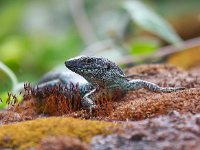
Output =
[
  {"x1": 118, "y1": 37, "x2": 200, "y2": 66},
  {"x1": 154, "y1": 37, "x2": 200, "y2": 58}
]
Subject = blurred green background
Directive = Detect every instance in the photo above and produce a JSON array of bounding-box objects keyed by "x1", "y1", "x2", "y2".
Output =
[{"x1": 0, "y1": 0, "x2": 200, "y2": 107}]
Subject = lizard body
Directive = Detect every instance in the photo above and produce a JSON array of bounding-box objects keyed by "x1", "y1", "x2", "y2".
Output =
[
  {"x1": 37, "y1": 56, "x2": 185, "y2": 110},
  {"x1": 37, "y1": 69, "x2": 93, "y2": 97}
]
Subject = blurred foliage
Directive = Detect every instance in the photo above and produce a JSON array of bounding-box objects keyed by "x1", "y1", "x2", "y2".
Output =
[
  {"x1": 167, "y1": 45, "x2": 200, "y2": 69},
  {"x1": 0, "y1": 0, "x2": 200, "y2": 108},
  {"x1": 0, "y1": 1, "x2": 84, "y2": 80},
  {"x1": 124, "y1": 1, "x2": 182, "y2": 45},
  {"x1": 130, "y1": 38, "x2": 159, "y2": 55}
]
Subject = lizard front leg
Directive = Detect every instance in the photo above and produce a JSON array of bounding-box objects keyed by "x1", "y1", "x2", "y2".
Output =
[
  {"x1": 126, "y1": 79, "x2": 185, "y2": 92},
  {"x1": 82, "y1": 88, "x2": 103, "y2": 112}
]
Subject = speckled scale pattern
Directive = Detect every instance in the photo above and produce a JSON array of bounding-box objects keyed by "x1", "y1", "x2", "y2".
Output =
[
  {"x1": 37, "y1": 56, "x2": 185, "y2": 109},
  {"x1": 36, "y1": 69, "x2": 94, "y2": 97}
]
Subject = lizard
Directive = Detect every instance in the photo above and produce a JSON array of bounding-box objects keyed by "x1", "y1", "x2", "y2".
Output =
[{"x1": 36, "y1": 56, "x2": 185, "y2": 110}]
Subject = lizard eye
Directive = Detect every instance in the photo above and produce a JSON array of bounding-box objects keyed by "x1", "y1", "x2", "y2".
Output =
[
  {"x1": 86, "y1": 59, "x2": 92, "y2": 63},
  {"x1": 106, "y1": 64, "x2": 111, "y2": 70}
]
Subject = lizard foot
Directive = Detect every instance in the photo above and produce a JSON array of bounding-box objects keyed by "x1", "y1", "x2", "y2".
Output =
[{"x1": 81, "y1": 97, "x2": 96, "y2": 111}]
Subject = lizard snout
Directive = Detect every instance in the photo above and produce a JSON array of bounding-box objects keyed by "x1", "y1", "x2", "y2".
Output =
[
  {"x1": 65, "y1": 59, "x2": 82, "y2": 72},
  {"x1": 65, "y1": 60, "x2": 75, "y2": 68}
]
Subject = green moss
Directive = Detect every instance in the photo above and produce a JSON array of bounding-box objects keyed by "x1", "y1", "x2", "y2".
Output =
[{"x1": 0, "y1": 117, "x2": 115, "y2": 149}]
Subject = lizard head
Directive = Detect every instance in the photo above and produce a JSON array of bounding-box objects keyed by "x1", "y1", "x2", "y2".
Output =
[{"x1": 65, "y1": 56, "x2": 125, "y2": 87}]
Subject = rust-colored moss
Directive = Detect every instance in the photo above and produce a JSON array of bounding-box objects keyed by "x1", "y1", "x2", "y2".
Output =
[
  {"x1": 1, "y1": 64, "x2": 200, "y2": 123},
  {"x1": 0, "y1": 117, "x2": 115, "y2": 149},
  {"x1": 112, "y1": 88, "x2": 200, "y2": 120}
]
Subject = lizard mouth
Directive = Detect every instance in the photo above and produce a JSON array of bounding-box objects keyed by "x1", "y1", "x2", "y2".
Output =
[
  {"x1": 65, "y1": 61, "x2": 85, "y2": 69},
  {"x1": 65, "y1": 65, "x2": 87, "y2": 74}
]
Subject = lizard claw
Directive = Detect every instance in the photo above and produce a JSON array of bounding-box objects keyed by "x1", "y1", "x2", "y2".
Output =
[
  {"x1": 81, "y1": 97, "x2": 96, "y2": 110},
  {"x1": 89, "y1": 104, "x2": 97, "y2": 114}
]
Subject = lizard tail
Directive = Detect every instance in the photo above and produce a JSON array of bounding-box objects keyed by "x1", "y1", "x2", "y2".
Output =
[
  {"x1": 159, "y1": 87, "x2": 185, "y2": 92},
  {"x1": 159, "y1": 87, "x2": 185, "y2": 93},
  {"x1": 127, "y1": 79, "x2": 185, "y2": 92}
]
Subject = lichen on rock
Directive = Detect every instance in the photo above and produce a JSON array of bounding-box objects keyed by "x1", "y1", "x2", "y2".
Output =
[{"x1": 0, "y1": 117, "x2": 115, "y2": 149}]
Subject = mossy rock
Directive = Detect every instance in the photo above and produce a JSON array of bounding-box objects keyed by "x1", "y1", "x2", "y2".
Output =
[{"x1": 0, "y1": 117, "x2": 115, "y2": 149}]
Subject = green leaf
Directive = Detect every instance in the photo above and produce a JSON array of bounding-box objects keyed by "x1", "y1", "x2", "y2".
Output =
[
  {"x1": 0, "y1": 92, "x2": 8, "y2": 109},
  {"x1": 123, "y1": 0, "x2": 182, "y2": 45},
  {"x1": 130, "y1": 39, "x2": 159, "y2": 55}
]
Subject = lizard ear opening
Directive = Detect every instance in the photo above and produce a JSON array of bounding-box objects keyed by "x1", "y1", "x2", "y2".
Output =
[{"x1": 119, "y1": 74, "x2": 126, "y2": 78}]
